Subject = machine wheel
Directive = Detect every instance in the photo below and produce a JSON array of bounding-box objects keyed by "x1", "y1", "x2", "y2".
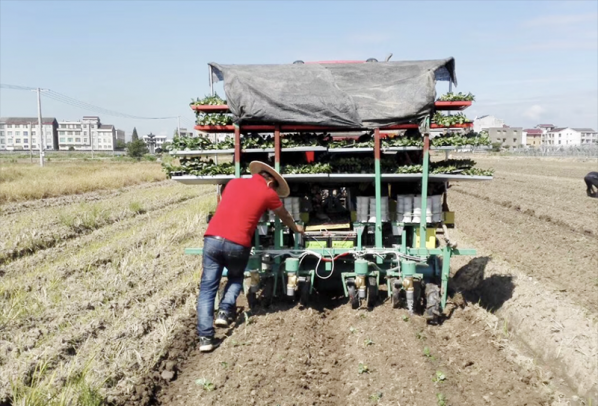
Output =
[
  {"x1": 246, "y1": 291, "x2": 257, "y2": 309},
  {"x1": 348, "y1": 285, "x2": 359, "y2": 309},
  {"x1": 366, "y1": 276, "x2": 378, "y2": 308},
  {"x1": 391, "y1": 288, "x2": 402, "y2": 308},
  {"x1": 261, "y1": 277, "x2": 274, "y2": 307},
  {"x1": 299, "y1": 280, "x2": 311, "y2": 306},
  {"x1": 424, "y1": 283, "x2": 441, "y2": 323}
]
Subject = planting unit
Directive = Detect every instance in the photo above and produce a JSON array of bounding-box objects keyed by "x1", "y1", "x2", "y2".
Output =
[{"x1": 172, "y1": 59, "x2": 492, "y2": 322}]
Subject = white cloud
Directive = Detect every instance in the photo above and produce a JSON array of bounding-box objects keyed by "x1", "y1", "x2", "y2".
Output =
[{"x1": 523, "y1": 105, "x2": 546, "y2": 120}]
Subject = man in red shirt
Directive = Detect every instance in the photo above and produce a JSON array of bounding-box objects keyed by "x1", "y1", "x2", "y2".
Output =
[{"x1": 197, "y1": 161, "x2": 304, "y2": 352}]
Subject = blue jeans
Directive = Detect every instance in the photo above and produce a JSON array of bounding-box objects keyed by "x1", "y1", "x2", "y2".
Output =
[{"x1": 197, "y1": 236, "x2": 251, "y2": 337}]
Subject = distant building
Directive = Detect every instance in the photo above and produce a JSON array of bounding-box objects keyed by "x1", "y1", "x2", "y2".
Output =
[
  {"x1": 544, "y1": 127, "x2": 581, "y2": 146},
  {"x1": 179, "y1": 127, "x2": 195, "y2": 138},
  {"x1": 473, "y1": 115, "x2": 505, "y2": 133},
  {"x1": 574, "y1": 128, "x2": 598, "y2": 144},
  {"x1": 116, "y1": 129, "x2": 125, "y2": 143},
  {"x1": 143, "y1": 133, "x2": 167, "y2": 153},
  {"x1": 0, "y1": 117, "x2": 59, "y2": 151},
  {"x1": 488, "y1": 126, "x2": 524, "y2": 148},
  {"x1": 523, "y1": 129, "x2": 542, "y2": 148},
  {"x1": 57, "y1": 116, "x2": 116, "y2": 151}
]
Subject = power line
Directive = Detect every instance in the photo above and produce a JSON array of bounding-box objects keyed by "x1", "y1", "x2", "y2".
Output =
[{"x1": 1, "y1": 83, "x2": 179, "y2": 120}]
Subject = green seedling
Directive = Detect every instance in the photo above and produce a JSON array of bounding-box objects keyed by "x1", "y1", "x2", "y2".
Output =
[
  {"x1": 219, "y1": 362, "x2": 228, "y2": 369},
  {"x1": 423, "y1": 347, "x2": 435, "y2": 359},
  {"x1": 437, "y1": 393, "x2": 447, "y2": 406},
  {"x1": 195, "y1": 378, "x2": 215, "y2": 392},
  {"x1": 416, "y1": 331, "x2": 427, "y2": 341},
  {"x1": 358, "y1": 363, "x2": 370, "y2": 374},
  {"x1": 364, "y1": 338, "x2": 374, "y2": 347},
  {"x1": 402, "y1": 315, "x2": 410, "y2": 322},
  {"x1": 349, "y1": 326, "x2": 356, "y2": 334},
  {"x1": 369, "y1": 392, "x2": 383, "y2": 402},
  {"x1": 433, "y1": 371, "x2": 447, "y2": 383}
]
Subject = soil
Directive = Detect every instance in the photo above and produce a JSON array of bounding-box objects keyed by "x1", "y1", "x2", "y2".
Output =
[
  {"x1": 3, "y1": 156, "x2": 597, "y2": 405},
  {"x1": 156, "y1": 294, "x2": 550, "y2": 406}
]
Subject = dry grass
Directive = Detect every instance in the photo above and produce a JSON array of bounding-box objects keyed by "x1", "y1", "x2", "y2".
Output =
[
  {"x1": 1, "y1": 192, "x2": 215, "y2": 405},
  {"x1": 0, "y1": 161, "x2": 166, "y2": 203}
]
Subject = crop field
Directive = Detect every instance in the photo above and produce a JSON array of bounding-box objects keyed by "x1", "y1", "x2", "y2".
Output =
[{"x1": 1, "y1": 156, "x2": 597, "y2": 406}]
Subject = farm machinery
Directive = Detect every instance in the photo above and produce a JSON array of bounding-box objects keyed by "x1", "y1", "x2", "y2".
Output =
[{"x1": 166, "y1": 58, "x2": 493, "y2": 322}]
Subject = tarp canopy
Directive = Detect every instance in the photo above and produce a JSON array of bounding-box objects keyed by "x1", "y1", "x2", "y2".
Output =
[{"x1": 209, "y1": 58, "x2": 456, "y2": 129}]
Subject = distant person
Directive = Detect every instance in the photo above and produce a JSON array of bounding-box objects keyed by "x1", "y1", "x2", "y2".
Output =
[
  {"x1": 585, "y1": 171, "x2": 598, "y2": 198},
  {"x1": 197, "y1": 161, "x2": 304, "y2": 352}
]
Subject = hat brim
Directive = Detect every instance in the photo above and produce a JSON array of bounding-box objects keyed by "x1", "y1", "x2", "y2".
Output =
[{"x1": 249, "y1": 161, "x2": 290, "y2": 198}]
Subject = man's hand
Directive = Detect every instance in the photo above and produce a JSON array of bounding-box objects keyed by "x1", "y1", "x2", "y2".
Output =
[{"x1": 294, "y1": 224, "x2": 305, "y2": 234}]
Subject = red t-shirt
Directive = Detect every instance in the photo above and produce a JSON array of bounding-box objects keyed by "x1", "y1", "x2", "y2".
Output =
[{"x1": 205, "y1": 174, "x2": 283, "y2": 247}]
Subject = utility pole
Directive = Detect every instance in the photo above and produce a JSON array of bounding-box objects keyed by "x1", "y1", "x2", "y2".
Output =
[
  {"x1": 28, "y1": 122, "x2": 33, "y2": 163},
  {"x1": 34, "y1": 88, "x2": 47, "y2": 167},
  {"x1": 177, "y1": 116, "x2": 181, "y2": 139},
  {"x1": 89, "y1": 123, "x2": 94, "y2": 159}
]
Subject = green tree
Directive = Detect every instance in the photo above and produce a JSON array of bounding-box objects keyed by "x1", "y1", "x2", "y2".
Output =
[
  {"x1": 126, "y1": 139, "x2": 149, "y2": 159},
  {"x1": 115, "y1": 140, "x2": 127, "y2": 150},
  {"x1": 173, "y1": 128, "x2": 179, "y2": 137},
  {"x1": 132, "y1": 127, "x2": 139, "y2": 141}
]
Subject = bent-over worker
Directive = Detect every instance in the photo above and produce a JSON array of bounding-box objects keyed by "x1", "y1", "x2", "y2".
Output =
[
  {"x1": 585, "y1": 171, "x2": 598, "y2": 198},
  {"x1": 197, "y1": 161, "x2": 304, "y2": 352}
]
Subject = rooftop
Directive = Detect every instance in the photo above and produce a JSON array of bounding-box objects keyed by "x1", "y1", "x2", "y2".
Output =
[
  {"x1": 573, "y1": 128, "x2": 596, "y2": 132},
  {"x1": 537, "y1": 124, "x2": 555, "y2": 128},
  {"x1": 0, "y1": 117, "x2": 57, "y2": 125},
  {"x1": 525, "y1": 129, "x2": 543, "y2": 134}
]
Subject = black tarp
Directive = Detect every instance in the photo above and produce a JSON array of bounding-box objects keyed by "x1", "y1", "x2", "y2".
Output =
[{"x1": 209, "y1": 58, "x2": 456, "y2": 129}]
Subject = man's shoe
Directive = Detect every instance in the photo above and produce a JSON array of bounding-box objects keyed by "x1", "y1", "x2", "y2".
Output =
[
  {"x1": 199, "y1": 336, "x2": 215, "y2": 352},
  {"x1": 215, "y1": 310, "x2": 232, "y2": 327}
]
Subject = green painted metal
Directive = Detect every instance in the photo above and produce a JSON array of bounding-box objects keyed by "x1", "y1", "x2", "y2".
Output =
[
  {"x1": 184, "y1": 248, "x2": 204, "y2": 255},
  {"x1": 286, "y1": 257, "x2": 299, "y2": 272},
  {"x1": 248, "y1": 255, "x2": 261, "y2": 270},
  {"x1": 420, "y1": 133, "x2": 430, "y2": 249},
  {"x1": 374, "y1": 129, "x2": 383, "y2": 250},
  {"x1": 401, "y1": 260, "x2": 417, "y2": 277},
  {"x1": 354, "y1": 259, "x2": 369, "y2": 275},
  {"x1": 341, "y1": 272, "x2": 355, "y2": 297},
  {"x1": 441, "y1": 246, "x2": 451, "y2": 309},
  {"x1": 401, "y1": 227, "x2": 407, "y2": 253}
]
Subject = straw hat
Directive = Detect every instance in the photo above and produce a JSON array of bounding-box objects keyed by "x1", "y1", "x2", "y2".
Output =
[{"x1": 249, "y1": 161, "x2": 290, "y2": 198}]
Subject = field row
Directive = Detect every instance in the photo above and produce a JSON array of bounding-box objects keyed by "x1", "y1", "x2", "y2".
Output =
[
  {"x1": 0, "y1": 182, "x2": 207, "y2": 265},
  {"x1": 0, "y1": 189, "x2": 214, "y2": 405}
]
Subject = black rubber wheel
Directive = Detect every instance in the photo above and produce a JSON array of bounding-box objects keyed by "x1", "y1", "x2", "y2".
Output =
[
  {"x1": 348, "y1": 285, "x2": 359, "y2": 309},
  {"x1": 391, "y1": 288, "x2": 402, "y2": 308},
  {"x1": 424, "y1": 283, "x2": 441, "y2": 323},
  {"x1": 261, "y1": 277, "x2": 274, "y2": 307},
  {"x1": 299, "y1": 280, "x2": 311, "y2": 306},
  {"x1": 246, "y1": 291, "x2": 257, "y2": 309},
  {"x1": 366, "y1": 276, "x2": 378, "y2": 308}
]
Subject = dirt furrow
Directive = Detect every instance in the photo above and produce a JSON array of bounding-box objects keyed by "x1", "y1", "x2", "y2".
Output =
[
  {"x1": 156, "y1": 291, "x2": 551, "y2": 406},
  {"x1": 449, "y1": 187, "x2": 598, "y2": 311}
]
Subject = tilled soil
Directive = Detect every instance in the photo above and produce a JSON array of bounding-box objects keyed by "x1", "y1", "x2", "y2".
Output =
[
  {"x1": 157, "y1": 295, "x2": 550, "y2": 406},
  {"x1": 3, "y1": 157, "x2": 597, "y2": 405}
]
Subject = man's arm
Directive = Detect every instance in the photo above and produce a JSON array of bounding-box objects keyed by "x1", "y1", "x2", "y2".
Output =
[{"x1": 272, "y1": 206, "x2": 305, "y2": 234}]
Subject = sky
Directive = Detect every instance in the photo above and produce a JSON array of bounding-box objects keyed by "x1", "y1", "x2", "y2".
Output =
[{"x1": 1, "y1": 0, "x2": 597, "y2": 140}]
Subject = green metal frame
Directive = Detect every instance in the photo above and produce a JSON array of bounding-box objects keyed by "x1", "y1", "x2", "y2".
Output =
[{"x1": 188, "y1": 118, "x2": 479, "y2": 312}]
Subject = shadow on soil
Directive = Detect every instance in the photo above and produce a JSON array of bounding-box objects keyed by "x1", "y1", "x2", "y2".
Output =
[{"x1": 449, "y1": 256, "x2": 515, "y2": 313}]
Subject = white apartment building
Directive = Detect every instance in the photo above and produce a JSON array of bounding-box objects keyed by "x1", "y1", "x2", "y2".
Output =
[
  {"x1": 0, "y1": 117, "x2": 59, "y2": 150},
  {"x1": 58, "y1": 116, "x2": 116, "y2": 151},
  {"x1": 142, "y1": 133, "x2": 168, "y2": 153},
  {"x1": 544, "y1": 127, "x2": 582, "y2": 146},
  {"x1": 473, "y1": 115, "x2": 505, "y2": 133},
  {"x1": 575, "y1": 128, "x2": 598, "y2": 144}
]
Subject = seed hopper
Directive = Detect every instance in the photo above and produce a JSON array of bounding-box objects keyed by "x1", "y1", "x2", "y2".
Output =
[{"x1": 169, "y1": 58, "x2": 492, "y2": 322}]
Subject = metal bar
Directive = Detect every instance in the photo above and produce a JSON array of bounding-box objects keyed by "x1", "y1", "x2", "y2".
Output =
[
  {"x1": 274, "y1": 124, "x2": 282, "y2": 266},
  {"x1": 420, "y1": 132, "x2": 430, "y2": 249},
  {"x1": 234, "y1": 125, "x2": 241, "y2": 177},
  {"x1": 441, "y1": 246, "x2": 451, "y2": 310},
  {"x1": 374, "y1": 128, "x2": 382, "y2": 251}
]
